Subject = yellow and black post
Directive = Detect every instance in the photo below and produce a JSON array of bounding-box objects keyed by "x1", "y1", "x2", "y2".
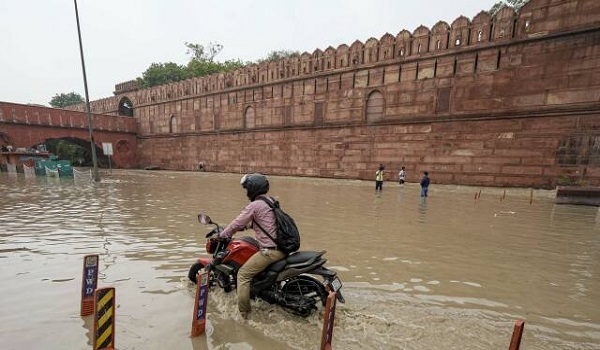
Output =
[
  {"x1": 80, "y1": 254, "x2": 99, "y2": 316},
  {"x1": 93, "y1": 287, "x2": 116, "y2": 350}
]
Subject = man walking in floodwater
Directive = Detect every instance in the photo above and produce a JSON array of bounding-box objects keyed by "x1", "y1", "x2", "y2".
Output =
[
  {"x1": 420, "y1": 171, "x2": 430, "y2": 197},
  {"x1": 398, "y1": 166, "x2": 406, "y2": 185},
  {"x1": 375, "y1": 164, "x2": 385, "y2": 191}
]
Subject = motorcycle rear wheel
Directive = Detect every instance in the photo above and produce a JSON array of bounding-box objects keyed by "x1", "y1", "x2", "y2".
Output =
[
  {"x1": 188, "y1": 262, "x2": 205, "y2": 284},
  {"x1": 281, "y1": 275, "x2": 328, "y2": 316}
]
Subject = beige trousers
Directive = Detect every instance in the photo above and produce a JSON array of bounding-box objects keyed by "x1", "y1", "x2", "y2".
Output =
[{"x1": 237, "y1": 249, "x2": 286, "y2": 312}]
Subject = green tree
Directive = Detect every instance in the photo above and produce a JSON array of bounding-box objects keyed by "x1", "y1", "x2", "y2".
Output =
[
  {"x1": 184, "y1": 41, "x2": 245, "y2": 78},
  {"x1": 185, "y1": 58, "x2": 245, "y2": 78},
  {"x1": 46, "y1": 139, "x2": 91, "y2": 166},
  {"x1": 257, "y1": 50, "x2": 300, "y2": 64},
  {"x1": 49, "y1": 92, "x2": 84, "y2": 108},
  {"x1": 136, "y1": 43, "x2": 303, "y2": 89},
  {"x1": 221, "y1": 59, "x2": 247, "y2": 71},
  {"x1": 137, "y1": 62, "x2": 190, "y2": 88},
  {"x1": 56, "y1": 140, "x2": 87, "y2": 165},
  {"x1": 185, "y1": 41, "x2": 223, "y2": 62},
  {"x1": 137, "y1": 42, "x2": 249, "y2": 88},
  {"x1": 490, "y1": 0, "x2": 529, "y2": 14}
]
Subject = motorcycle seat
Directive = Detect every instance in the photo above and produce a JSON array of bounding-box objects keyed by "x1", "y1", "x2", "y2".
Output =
[{"x1": 267, "y1": 251, "x2": 326, "y2": 272}]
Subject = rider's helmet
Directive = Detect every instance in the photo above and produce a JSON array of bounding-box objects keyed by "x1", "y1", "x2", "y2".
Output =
[{"x1": 240, "y1": 173, "x2": 269, "y2": 201}]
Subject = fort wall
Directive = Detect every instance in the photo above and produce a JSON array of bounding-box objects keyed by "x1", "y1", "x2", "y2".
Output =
[{"x1": 72, "y1": 0, "x2": 600, "y2": 187}]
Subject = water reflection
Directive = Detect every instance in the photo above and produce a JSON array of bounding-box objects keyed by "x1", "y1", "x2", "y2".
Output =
[
  {"x1": 373, "y1": 191, "x2": 383, "y2": 219},
  {"x1": 418, "y1": 197, "x2": 428, "y2": 223},
  {"x1": 0, "y1": 171, "x2": 599, "y2": 350}
]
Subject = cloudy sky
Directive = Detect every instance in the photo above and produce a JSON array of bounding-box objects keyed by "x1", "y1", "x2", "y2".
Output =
[{"x1": 1, "y1": 0, "x2": 498, "y2": 106}]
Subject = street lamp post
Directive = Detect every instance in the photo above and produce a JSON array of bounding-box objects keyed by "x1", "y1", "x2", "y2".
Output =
[{"x1": 73, "y1": 0, "x2": 100, "y2": 182}]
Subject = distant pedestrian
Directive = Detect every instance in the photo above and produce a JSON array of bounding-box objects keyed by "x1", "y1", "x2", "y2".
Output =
[
  {"x1": 375, "y1": 164, "x2": 385, "y2": 191},
  {"x1": 398, "y1": 166, "x2": 406, "y2": 185},
  {"x1": 420, "y1": 171, "x2": 430, "y2": 197}
]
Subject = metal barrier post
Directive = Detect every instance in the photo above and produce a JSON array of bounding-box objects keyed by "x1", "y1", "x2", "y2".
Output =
[
  {"x1": 320, "y1": 291, "x2": 337, "y2": 350},
  {"x1": 191, "y1": 271, "x2": 209, "y2": 337},
  {"x1": 508, "y1": 319, "x2": 525, "y2": 350},
  {"x1": 80, "y1": 254, "x2": 99, "y2": 316},
  {"x1": 92, "y1": 287, "x2": 116, "y2": 350}
]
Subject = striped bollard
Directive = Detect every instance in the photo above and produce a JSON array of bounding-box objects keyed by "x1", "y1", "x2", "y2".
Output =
[
  {"x1": 191, "y1": 271, "x2": 210, "y2": 337},
  {"x1": 320, "y1": 291, "x2": 337, "y2": 350},
  {"x1": 93, "y1": 287, "x2": 116, "y2": 350},
  {"x1": 80, "y1": 254, "x2": 99, "y2": 316}
]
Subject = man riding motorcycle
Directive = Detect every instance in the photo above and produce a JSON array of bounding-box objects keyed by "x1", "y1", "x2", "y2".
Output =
[{"x1": 216, "y1": 173, "x2": 286, "y2": 319}]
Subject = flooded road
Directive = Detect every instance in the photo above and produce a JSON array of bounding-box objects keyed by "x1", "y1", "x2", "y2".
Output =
[{"x1": 1, "y1": 170, "x2": 599, "y2": 349}]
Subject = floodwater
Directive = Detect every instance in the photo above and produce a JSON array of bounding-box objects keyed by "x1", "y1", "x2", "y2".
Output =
[{"x1": 1, "y1": 170, "x2": 599, "y2": 350}]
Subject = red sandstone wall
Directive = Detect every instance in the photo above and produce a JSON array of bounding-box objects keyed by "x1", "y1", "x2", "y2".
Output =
[
  {"x1": 139, "y1": 112, "x2": 599, "y2": 187},
  {"x1": 73, "y1": 0, "x2": 600, "y2": 187},
  {"x1": 0, "y1": 102, "x2": 138, "y2": 168}
]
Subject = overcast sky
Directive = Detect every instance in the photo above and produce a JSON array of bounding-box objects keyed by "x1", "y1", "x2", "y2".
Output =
[{"x1": 1, "y1": 0, "x2": 498, "y2": 106}]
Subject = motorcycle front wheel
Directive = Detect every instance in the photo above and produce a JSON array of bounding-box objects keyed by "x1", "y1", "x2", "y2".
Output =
[
  {"x1": 281, "y1": 275, "x2": 328, "y2": 316},
  {"x1": 188, "y1": 262, "x2": 205, "y2": 284}
]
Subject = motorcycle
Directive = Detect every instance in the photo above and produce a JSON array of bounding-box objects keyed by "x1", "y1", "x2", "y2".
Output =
[{"x1": 188, "y1": 213, "x2": 345, "y2": 317}]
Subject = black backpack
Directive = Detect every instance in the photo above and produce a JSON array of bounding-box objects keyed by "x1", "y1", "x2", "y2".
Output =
[{"x1": 255, "y1": 196, "x2": 300, "y2": 254}]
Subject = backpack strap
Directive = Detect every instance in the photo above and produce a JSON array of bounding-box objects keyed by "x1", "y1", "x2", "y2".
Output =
[
  {"x1": 253, "y1": 196, "x2": 277, "y2": 245},
  {"x1": 252, "y1": 220, "x2": 276, "y2": 246},
  {"x1": 257, "y1": 196, "x2": 279, "y2": 209}
]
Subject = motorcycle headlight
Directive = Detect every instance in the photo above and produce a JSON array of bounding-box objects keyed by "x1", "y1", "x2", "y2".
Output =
[{"x1": 206, "y1": 240, "x2": 219, "y2": 254}]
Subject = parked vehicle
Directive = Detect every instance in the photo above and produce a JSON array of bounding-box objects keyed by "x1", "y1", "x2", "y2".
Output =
[{"x1": 188, "y1": 213, "x2": 345, "y2": 317}]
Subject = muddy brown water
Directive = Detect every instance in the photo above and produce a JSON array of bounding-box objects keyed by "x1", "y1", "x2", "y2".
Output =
[{"x1": 0, "y1": 170, "x2": 599, "y2": 350}]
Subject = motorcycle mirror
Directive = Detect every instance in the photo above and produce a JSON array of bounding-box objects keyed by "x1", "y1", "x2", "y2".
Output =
[{"x1": 197, "y1": 213, "x2": 213, "y2": 225}]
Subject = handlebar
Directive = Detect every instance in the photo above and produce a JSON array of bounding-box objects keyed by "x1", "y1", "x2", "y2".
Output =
[{"x1": 205, "y1": 226, "x2": 224, "y2": 239}]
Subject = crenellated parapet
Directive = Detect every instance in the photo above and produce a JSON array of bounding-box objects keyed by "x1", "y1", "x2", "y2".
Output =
[
  {"x1": 68, "y1": 0, "x2": 599, "y2": 119},
  {"x1": 57, "y1": 0, "x2": 600, "y2": 187},
  {"x1": 114, "y1": 80, "x2": 139, "y2": 95}
]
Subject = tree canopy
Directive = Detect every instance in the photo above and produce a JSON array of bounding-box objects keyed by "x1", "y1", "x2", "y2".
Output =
[
  {"x1": 137, "y1": 42, "x2": 246, "y2": 88},
  {"x1": 49, "y1": 92, "x2": 84, "y2": 108},
  {"x1": 257, "y1": 50, "x2": 300, "y2": 64},
  {"x1": 137, "y1": 62, "x2": 191, "y2": 88},
  {"x1": 136, "y1": 43, "x2": 304, "y2": 88},
  {"x1": 185, "y1": 41, "x2": 223, "y2": 62},
  {"x1": 490, "y1": 0, "x2": 529, "y2": 14}
]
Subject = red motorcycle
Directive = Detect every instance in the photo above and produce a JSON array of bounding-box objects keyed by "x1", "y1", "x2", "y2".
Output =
[{"x1": 188, "y1": 213, "x2": 344, "y2": 317}]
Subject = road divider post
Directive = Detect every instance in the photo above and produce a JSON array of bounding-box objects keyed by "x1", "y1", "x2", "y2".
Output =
[
  {"x1": 191, "y1": 271, "x2": 210, "y2": 337},
  {"x1": 93, "y1": 287, "x2": 116, "y2": 350},
  {"x1": 80, "y1": 254, "x2": 99, "y2": 316},
  {"x1": 320, "y1": 291, "x2": 337, "y2": 350}
]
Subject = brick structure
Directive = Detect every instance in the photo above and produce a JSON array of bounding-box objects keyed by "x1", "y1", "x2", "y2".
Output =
[
  {"x1": 71, "y1": 0, "x2": 600, "y2": 188},
  {"x1": 0, "y1": 102, "x2": 137, "y2": 168}
]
